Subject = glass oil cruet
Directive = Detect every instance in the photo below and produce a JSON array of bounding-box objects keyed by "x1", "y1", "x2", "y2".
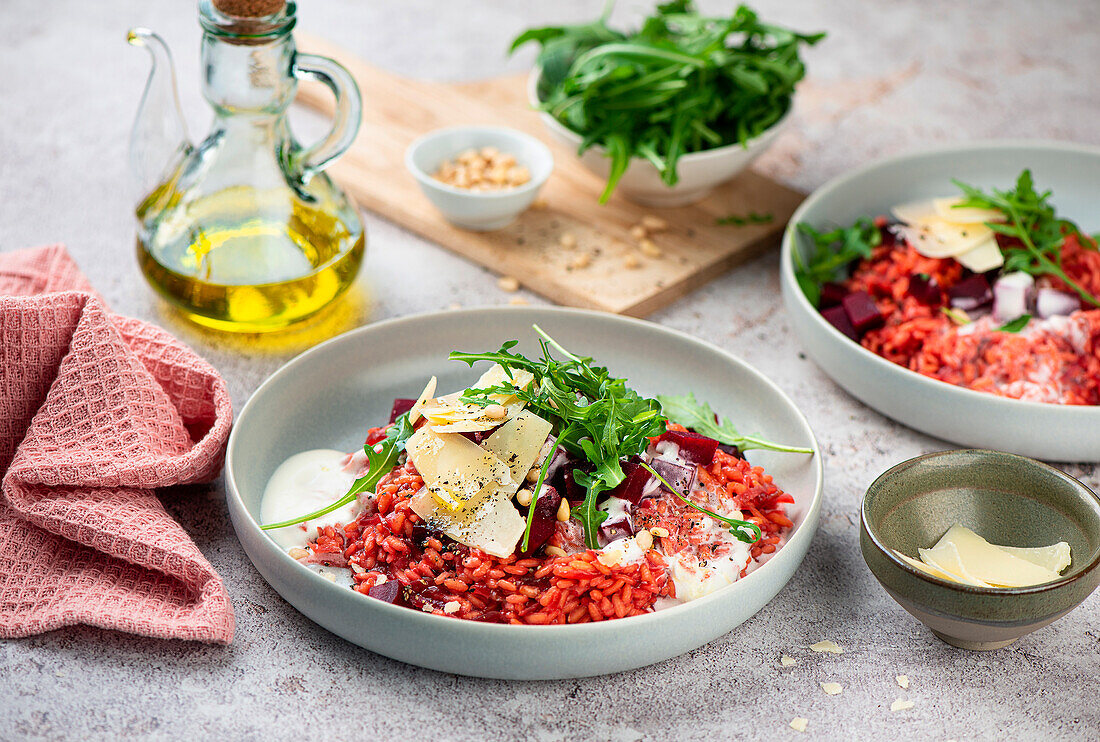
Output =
[{"x1": 128, "y1": 0, "x2": 365, "y2": 332}]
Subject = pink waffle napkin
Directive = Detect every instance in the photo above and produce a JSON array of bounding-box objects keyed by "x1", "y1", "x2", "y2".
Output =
[{"x1": 0, "y1": 244, "x2": 235, "y2": 643}]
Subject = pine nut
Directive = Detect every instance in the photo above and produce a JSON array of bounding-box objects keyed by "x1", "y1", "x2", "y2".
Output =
[
  {"x1": 639, "y1": 238, "x2": 662, "y2": 258},
  {"x1": 635, "y1": 529, "x2": 653, "y2": 550},
  {"x1": 288, "y1": 547, "x2": 309, "y2": 560},
  {"x1": 516, "y1": 489, "x2": 534, "y2": 507},
  {"x1": 623, "y1": 254, "x2": 641, "y2": 269},
  {"x1": 556, "y1": 498, "x2": 571, "y2": 522},
  {"x1": 545, "y1": 545, "x2": 568, "y2": 558},
  {"x1": 650, "y1": 526, "x2": 670, "y2": 538},
  {"x1": 559, "y1": 232, "x2": 577, "y2": 248},
  {"x1": 526, "y1": 467, "x2": 541, "y2": 483},
  {"x1": 483, "y1": 403, "x2": 507, "y2": 419},
  {"x1": 497, "y1": 275, "x2": 520, "y2": 292},
  {"x1": 434, "y1": 148, "x2": 528, "y2": 191},
  {"x1": 629, "y1": 225, "x2": 647, "y2": 240},
  {"x1": 641, "y1": 215, "x2": 669, "y2": 232}
]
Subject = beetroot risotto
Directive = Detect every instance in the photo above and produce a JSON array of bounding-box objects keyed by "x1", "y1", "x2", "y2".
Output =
[
  {"x1": 260, "y1": 327, "x2": 812, "y2": 624},
  {"x1": 794, "y1": 169, "x2": 1100, "y2": 405}
]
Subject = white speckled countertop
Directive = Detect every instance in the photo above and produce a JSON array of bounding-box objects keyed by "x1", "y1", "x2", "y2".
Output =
[{"x1": 2, "y1": 1, "x2": 1098, "y2": 739}]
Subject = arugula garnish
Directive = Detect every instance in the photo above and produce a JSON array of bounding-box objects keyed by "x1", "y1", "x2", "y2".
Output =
[
  {"x1": 260, "y1": 413, "x2": 415, "y2": 531},
  {"x1": 953, "y1": 170, "x2": 1100, "y2": 308},
  {"x1": 513, "y1": 2, "x2": 823, "y2": 203},
  {"x1": 997, "y1": 314, "x2": 1031, "y2": 333},
  {"x1": 657, "y1": 392, "x2": 813, "y2": 454},
  {"x1": 716, "y1": 211, "x2": 773, "y2": 227},
  {"x1": 453, "y1": 326, "x2": 665, "y2": 549},
  {"x1": 639, "y1": 462, "x2": 761, "y2": 543},
  {"x1": 792, "y1": 219, "x2": 881, "y2": 307}
]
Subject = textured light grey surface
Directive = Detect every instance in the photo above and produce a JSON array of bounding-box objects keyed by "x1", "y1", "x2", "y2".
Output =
[{"x1": 2, "y1": 1, "x2": 1099, "y2": 740}]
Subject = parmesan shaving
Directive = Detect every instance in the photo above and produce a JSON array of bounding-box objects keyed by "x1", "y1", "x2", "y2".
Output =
[{"x1": 809, "y1": 640, "x2": 844, "y2": 654}]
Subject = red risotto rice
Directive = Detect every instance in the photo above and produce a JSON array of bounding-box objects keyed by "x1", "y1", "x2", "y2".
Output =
[
  {"x1": 847, "y1": 230, "x2": 1100, "y2": 405},
  {"x1": 304, "y1": 422, "x2": 794, "y2": 625}
]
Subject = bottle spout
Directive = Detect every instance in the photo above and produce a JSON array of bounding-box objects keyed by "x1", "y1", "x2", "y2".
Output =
[{"x1": 127, "y1": 28, "x2": 192, "y2": 201}]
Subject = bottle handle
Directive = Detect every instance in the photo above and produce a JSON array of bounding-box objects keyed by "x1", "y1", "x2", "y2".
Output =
[{"x1": 288, "y1": 53, "x2": 362, "y2": 185}]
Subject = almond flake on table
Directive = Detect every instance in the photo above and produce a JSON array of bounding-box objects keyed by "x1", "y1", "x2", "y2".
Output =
[
  {"x1": 781, "y1": 655, "x2": 796, "y2": 667},
  {"x1": 890, "y1": 699, "x2": 915, "y2": 712},
  {"x1": 810, "y1": 640, "x2": 844, "y2": 654},
  {"x1": 896, "y1": 674, "x2": 909, "y2": 689},
  {"x1": 789, "y1": 717, "x2": 808, "y2": 733},
  {"x1": 819, "y1": 682, "x2": 843, "y2": 695}
]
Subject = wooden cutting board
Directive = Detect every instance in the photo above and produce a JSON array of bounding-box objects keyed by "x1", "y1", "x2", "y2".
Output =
[{"x1": 296, "y1": 34, "x2": 804, "y2": 316}]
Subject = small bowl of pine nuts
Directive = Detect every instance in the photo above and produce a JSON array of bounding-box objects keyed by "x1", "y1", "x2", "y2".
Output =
[{"x1": 406, "y1": 126, "x2": 554, "y2": 231}]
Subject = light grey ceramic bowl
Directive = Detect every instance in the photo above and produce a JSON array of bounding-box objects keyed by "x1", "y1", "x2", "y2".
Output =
[
  {"x1": 405, "y1": 126, "x2": 553, "y2": 230},
  {"x1": 862, "y1": 449, "x2": 1100, "y2": 650},
  {"x1": 780, "y1": 141, "x2": 1100, "y2": 462},
  {"x1": 527, "y1": 69, "x2": 789, "y2": 207},
  {"x1": 225, "y1": 307, "x2": 822, "y2": 679}
]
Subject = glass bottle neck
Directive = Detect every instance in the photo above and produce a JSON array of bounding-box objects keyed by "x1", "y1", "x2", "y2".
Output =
[{"x1": 201, "y1": 34, "x2": 297, "y2": 115}]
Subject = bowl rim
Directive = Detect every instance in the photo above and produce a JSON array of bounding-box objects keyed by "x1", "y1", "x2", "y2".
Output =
[
  {"x1": 861, "y1": 447, "x2": 1100, "y2": 596},
  {"x1": 225, "y1": 305, "x2": 824, "y2": 636},
  {"x1": 404, "y1": 124, "x2": 554, "y2": 200},
  {"x1": 779, "y1": 139, "x2": 1100, "y2": 419},
  {"x1": 525, "y1": 66, "x2": 792, "y2": 164}
]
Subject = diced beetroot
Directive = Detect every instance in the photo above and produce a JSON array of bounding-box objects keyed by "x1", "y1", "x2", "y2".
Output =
[
  {"x1": 556, "y1": 463, "x2": 591, "y2": 503},
  {"x1": 608, "y1": 458, "x2": 656, "y2": 503},
  {"x1": 842, "y1": 291, "x2": 885, "y2": 333},
  {"x1": 948, "y1": 274, "x2": 993, "y2": 311},
  {"x1": 389, "y1": 398, "x2": 416, "y2": 423},
  {"x1": 821, "y1": 305, "x2": 859, "y2": 341},
  {"x1": 516, "y1": 485, "x2": 562, "y2": 558},
  {"x1": 598, "y1": 512, "x2": 636, "y2": 547},
  {"x1": 718, "y1": 443, "x2": 744, "y2": 459},
  {"x1": 879, "y1": 222, "x2": 901, "y2": 248},
  {"x1": 908, "y1": 272, "x2": 943, "y2": 305},
  {"x1": 650, "y1": 459, "x2": 696, "y2": 496},
  {"x1": 819, "y1": 282, "x2": 848, "y2": 309},
  {"x1": 367, "y1": 580, "x2": 404, "y2": 605},
  {"x1": 403, "y1": 581, "x2": 455, "y2": 612},
  {"x1": 659, "y1": 429, "x2": 719, "y2": 465}
]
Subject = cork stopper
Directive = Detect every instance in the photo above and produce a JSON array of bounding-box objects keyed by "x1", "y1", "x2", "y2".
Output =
[{"x1": 212, "y1": 0, "x2": 285, "y2": 18}]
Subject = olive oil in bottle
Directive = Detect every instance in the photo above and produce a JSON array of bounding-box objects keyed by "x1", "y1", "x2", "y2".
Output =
[{"x1": 137, "y1": 186, "x2": 364, "y2": 332}]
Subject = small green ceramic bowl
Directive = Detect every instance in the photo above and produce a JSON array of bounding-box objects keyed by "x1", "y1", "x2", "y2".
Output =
[{"x1": 861, "y1": 449, "x2": 1100, "y2": 650}]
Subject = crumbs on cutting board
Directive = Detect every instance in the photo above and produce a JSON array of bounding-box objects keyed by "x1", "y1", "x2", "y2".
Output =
[
  {"x1": 890, "y1": 699, "x2": 915, "y2": 712},
  {"x1": 896, "y1": 674, "x2": 909, "y2": 689},
  {"x1": 819, "y1": 682, "x2": 843, "y2": 696},
  {"x1": 781, "y1": 655, "x2": 796, "y2": 667},
  {"x1": 789, "y1": 717, "x2": 808, "y2": 733}
]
